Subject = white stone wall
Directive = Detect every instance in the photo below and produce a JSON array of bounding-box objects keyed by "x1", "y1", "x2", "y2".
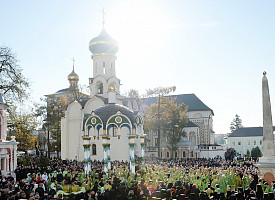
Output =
[
  {"x1": 84, "y1": 97, "x2": 105, "y2": 113},
  {"x1": 199, "y1": 149, "x2": 225, "y2": 159},
  {"x1": 92, "y1": 54, "x2": 117, "y2": 79},
  {"x1": 61, "y1": 102, "x2": 83, "y2": 161},
  {"x1": 227, "y1": 136, "x2": 263, "y2": 157}
]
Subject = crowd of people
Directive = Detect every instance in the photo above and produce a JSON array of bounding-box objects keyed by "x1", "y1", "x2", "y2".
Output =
[{"x1": 0, "y1": 157, "x2": 274, "y2": 200}]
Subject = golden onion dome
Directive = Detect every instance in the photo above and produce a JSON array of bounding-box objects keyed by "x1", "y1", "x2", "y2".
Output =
[
  {"x1": 108, "y1": 85, "x2": 116, "y2": 92},
  {"x1": 89, "y1": 27, "x2": 118, "y2": 55},
  {"x1": 67, "y1": 68, "x2": 79, "y2": 81}
]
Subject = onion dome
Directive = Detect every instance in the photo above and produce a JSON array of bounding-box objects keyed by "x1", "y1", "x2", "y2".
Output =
[
  {"x1": 67, "y1": 68, "x2": 79, "y2": 82},
  {"x1": 108, "y1": 85, "x2": 116, "y2": 92},
  {"x1": 89, "y1": 28, "x2": 118, "y2": 55},
  {"x1": 94, "y1": 104, "x2": 134, "y2": 127}
]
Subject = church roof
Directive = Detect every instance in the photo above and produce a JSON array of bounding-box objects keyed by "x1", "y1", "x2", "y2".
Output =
[
  {"x1": 228, "y1": 126, "x2": 275, "y2": 137},
  {"x1": 144, "y1": 93, "x2": 214, "y2": 115},
  {"x1": 177, "y1": 137, "x2": 196, "y2": 147},
  {"x1": 94, "y1": 104, "x2": 135, "y2": 128},
  {"x1": 186, "y1": 121, "x2": 198, "y2": 127},
  {"x1": 161, "y1": 136, "x2": 196, "y2": 147},
  {"x1": 46, "y1": 88, "x2": 70, "y2": 96}
]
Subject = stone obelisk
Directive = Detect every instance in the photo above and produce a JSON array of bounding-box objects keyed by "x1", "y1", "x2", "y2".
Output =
[{"x1": 256, "y1": 71, "x2": 275, "y2": 179}]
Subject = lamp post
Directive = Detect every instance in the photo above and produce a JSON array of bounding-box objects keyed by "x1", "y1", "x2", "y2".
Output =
[
  {"x1": 157, "y1": 94, "x2": 161, "y2": 158},
  {"x1": 43, "y1": 121, "x2": 50, "y2": 159}
]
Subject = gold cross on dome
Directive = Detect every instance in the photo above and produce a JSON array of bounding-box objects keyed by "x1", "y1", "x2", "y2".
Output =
[
  {"x1": 72, "y1": 58, "x2": 75, "y2": 69},
  {"x1": 102, "y1": 7, "x2": 106, "y2": 26}
]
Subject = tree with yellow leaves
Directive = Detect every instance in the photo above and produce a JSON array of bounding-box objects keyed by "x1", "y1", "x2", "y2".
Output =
[
  {"x1": 144, "y1": 97, "x2": 188, "y2": 159},
  {"x1": 8, "y1": 105, "x2": 38, "y2": 152}
]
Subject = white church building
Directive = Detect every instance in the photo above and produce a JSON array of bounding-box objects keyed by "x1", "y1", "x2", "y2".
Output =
[
  {"x1": 60, "y1": 23, "x2": 217, "y2": 174},
  {"x1": 60, "y1": 26, "x2": 144, "y2": 174}
]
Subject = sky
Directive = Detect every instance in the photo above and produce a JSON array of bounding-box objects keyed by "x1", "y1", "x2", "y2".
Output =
[{"x1": 1, "y1": 0, "x2": 275, "y2": 134}]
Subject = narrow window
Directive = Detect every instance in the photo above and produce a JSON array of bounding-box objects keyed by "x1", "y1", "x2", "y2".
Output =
[
  {"x1": 155, "y1": 138, "x2": 158, "y2": 147},
  {"x1": 92, "y1": 144, "x2": 96, "y2": 155},
  {"x1": 166, "y1": 151, "x2": 169, "y2": 158},
  {"x1": 98, "y1": 83, "x2": 103, "y2": 94},
  {"x1": 112, "y1": 125, "x2": 117, "y2": 137},
  {"x1": 103, "y1": 62, "x2": 106, "y2": 74}
]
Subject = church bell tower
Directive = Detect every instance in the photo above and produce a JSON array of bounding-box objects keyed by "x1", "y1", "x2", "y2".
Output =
[{"x1": 88, "y1": 25, "x2": 120, "y2": 98}]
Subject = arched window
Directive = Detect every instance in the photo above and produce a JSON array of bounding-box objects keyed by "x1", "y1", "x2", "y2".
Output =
[
  {"x1": 189, "y1": 132, "x2": 196, "y2": 145},
  {"x1": 183, "y1": 151, "x2": 186, "y2": 157},
  {"x1": 92, "y1": 144, "x2": 96, "y2": 155},
  {"x1": 97, "y1": 82, "x2": 103, "y2": 94},
  {"x1": 166, "y1": 151, "x2": 169, "y2": 158}
]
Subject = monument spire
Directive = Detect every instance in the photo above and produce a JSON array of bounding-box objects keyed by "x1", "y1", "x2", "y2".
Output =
[
  {"x1": 262, "y1": 71, "x2": 275, "y2": 157},
  {"x1": 256, "y1": 71, "x2": 275, "y2": 181}
]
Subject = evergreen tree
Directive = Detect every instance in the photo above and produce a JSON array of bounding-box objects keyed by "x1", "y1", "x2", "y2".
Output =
[
  {"x1": 224, "y1": 148, "x2": 236, "y2": 160},
  {"x1": 230, "y1": 114, "x2": 244, "y2": 132},
  {"x1": 251, "y1": 146, "x2": 262, "y2": 158}
]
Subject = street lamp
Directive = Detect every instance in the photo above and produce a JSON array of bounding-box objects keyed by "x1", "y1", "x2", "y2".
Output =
[
  {"x1": 157, "y1": 94, "x2": 161, "y2": 158},
  {"x1": 43, "y1": 121, "x2": 50, "y2": 159}
]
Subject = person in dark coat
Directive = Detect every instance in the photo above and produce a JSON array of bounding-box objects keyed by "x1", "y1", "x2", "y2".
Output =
[
  {"x1": 249, "y1": 174, "x2": 257, "y2": 191},
  {"x1": 56, "y1": 171, "x2": 64, "y2": 183},
  {"x1": 35, "y1": 183, "x2": 44, "y2": 198}
]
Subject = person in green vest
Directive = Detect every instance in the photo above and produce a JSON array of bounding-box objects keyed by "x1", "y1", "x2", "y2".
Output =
[
  {"x1": 259, "y1": 179, "x2": 265, "y2": 191},
  {"x1": 215, "y1": 184, "x2": 222, "y2": 194},
  {"x1": 242, "y1": 173, "x2": 250, "y2": 190},
  {"x1": 264, "y1": 182, "x2": 272, "y2": 194},
  {"x1": 195, "y1": 176, "x2": 202, "y2": 191},
  {"x1": 71, "y1": 181, "x2": 80, "y2": 193},
  {"x1": 82, "y1": 180, "x2": 91, "y2": 191},
  {"x1": 62, "y1": 181, "x2": 71, "y2": 194}
]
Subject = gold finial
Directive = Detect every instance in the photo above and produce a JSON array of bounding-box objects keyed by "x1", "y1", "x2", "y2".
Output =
[
  {"x1": 263, "y1": 71, "x2": 267, "y2": 76},
  {"x1": 102, "y1": 7, "x2": 106, "y2": 26},
  {"x1": 72, "y1": 57, "x2": 75, "y2": 70}
]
